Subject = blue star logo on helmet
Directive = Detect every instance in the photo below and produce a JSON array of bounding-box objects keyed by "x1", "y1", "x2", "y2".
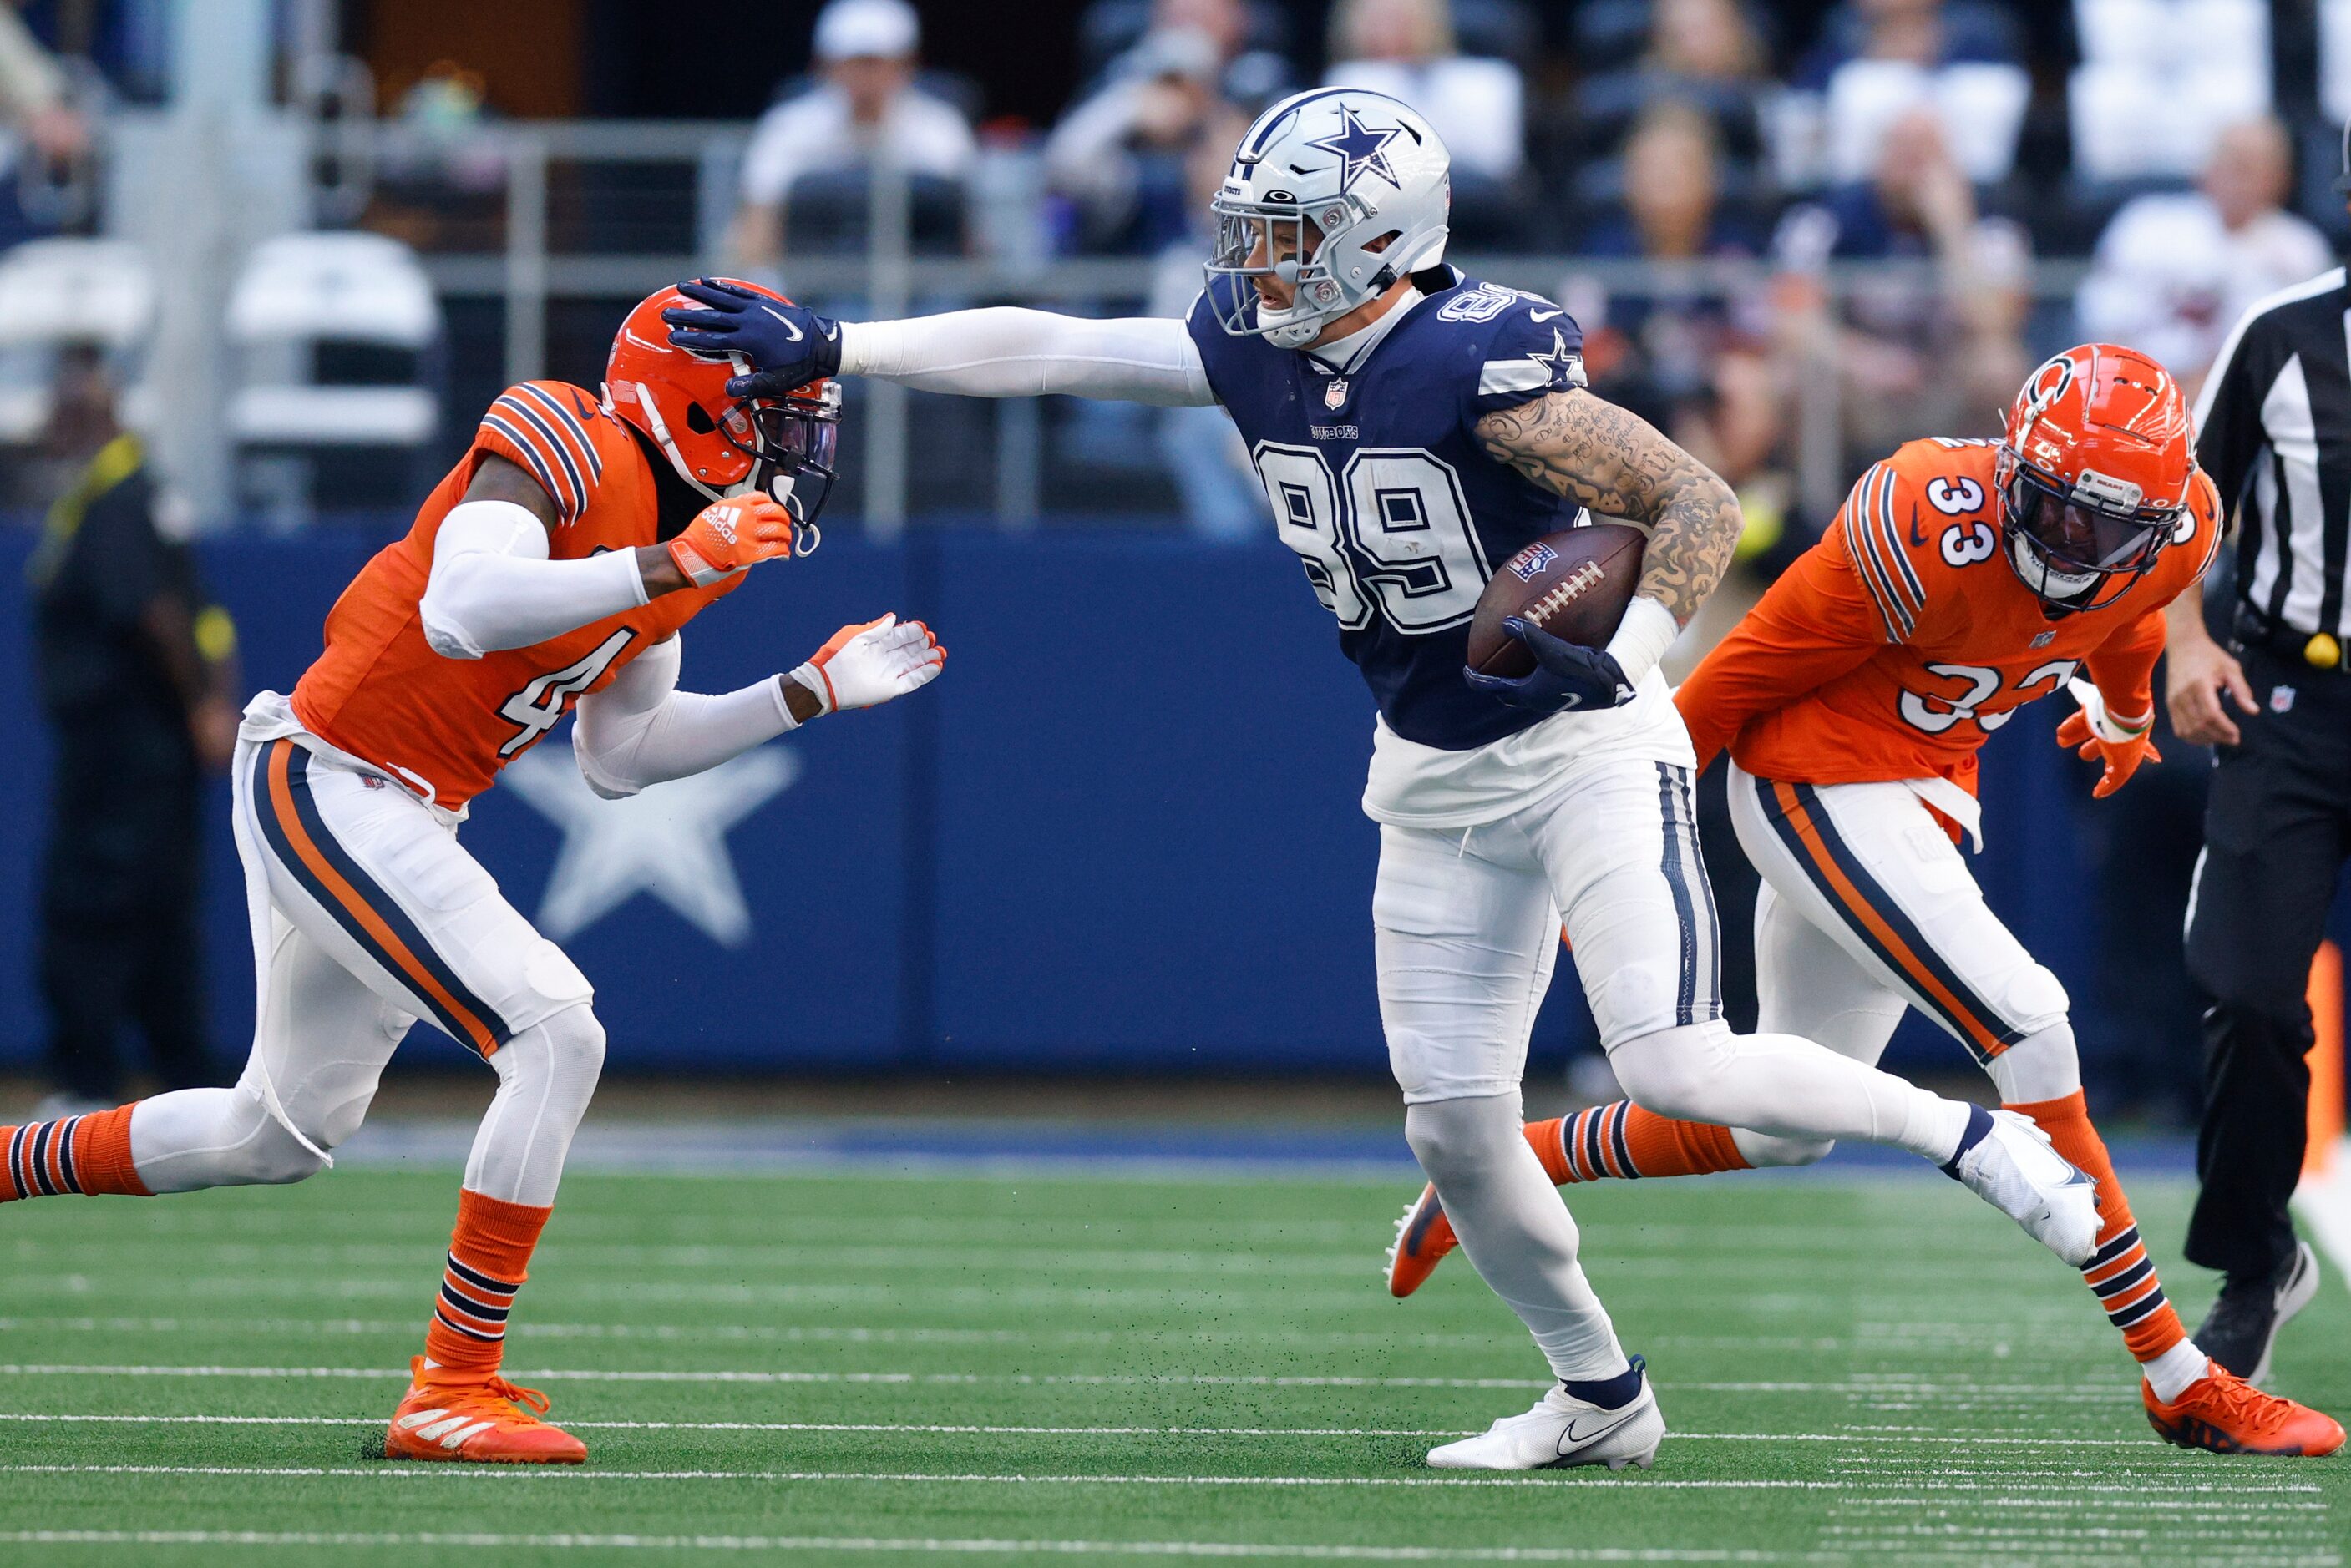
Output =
[{"x1": 1304, "y1": 105, "x2": 1401, "y2": 191}]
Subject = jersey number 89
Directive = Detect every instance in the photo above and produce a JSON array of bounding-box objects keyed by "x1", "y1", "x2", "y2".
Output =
[{"x1": 1252, "y1": 443, "x2": 1490, "y2": 634}]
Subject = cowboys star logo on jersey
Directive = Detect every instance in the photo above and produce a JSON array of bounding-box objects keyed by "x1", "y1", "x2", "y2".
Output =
[{"x1": 1305, "y1": 105, "x2": 1402, "y2": 190}]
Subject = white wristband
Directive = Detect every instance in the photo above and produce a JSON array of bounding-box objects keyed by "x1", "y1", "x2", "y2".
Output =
[
  {"x1": 786, "y1": 663, "x2": 834, "y2": 716},
  {"x1": 1604, "y1": 596, "x2": 1681, "y2": 686},
  {"x1": 769, "y1": 674, "x2": 803, "y2": 732}
]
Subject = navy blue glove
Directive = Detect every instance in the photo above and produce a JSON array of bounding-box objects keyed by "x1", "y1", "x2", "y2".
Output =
[
  {"x1": 661, "y1": 278, "x2": 842, "y2": 398},
  {"x1": 1463, "y1": 617, "x2": 1635, "y2": 714}
]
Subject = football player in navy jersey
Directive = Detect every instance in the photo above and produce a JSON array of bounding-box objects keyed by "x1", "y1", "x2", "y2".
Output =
[{"x1": 667, "y1": 89, "x2": 2103, "y2": 1470}]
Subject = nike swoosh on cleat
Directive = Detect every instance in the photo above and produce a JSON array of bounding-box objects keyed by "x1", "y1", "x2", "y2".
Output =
[
  {"x1": 759, "y1": 306, "x2": 804, "y2": 341},
  {"x1": 1558, "y1": 1408, "x2": 1639, "y2": 1453}
]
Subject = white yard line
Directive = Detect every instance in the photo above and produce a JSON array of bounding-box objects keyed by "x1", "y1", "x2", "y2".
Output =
[
  {"x1": 0, "y1": 1462, "x2": 2315, "y2": 1498},
  {"x1": 0, "y1": 1363, "x2": 2143, "y2": 1396},
  {"x1": 0, "y1": 1530, "x2": 1795, "y2": 1561},
  {"x1": 0, "y1": 1462, "x2": 1859, "y2": 1489},
  {"x1": 0, "y1": 1414, "x2": 2187, "y2": 1445},
  {"x1": 0, "y1": 1316, "x2": 1865, "y2": 1356}
]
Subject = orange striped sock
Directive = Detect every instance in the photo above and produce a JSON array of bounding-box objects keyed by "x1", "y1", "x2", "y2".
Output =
[
  {"x1": 422, "y1": 1188, "x2": 551, "y2": 1379},
  {"x1": 0, "y1": 1105, "x2": 149, "y2": 1200},
  {"x1": 2005, "y1": 1090, "x2": 2186, "y2": 1363},
  {"x1": 1527, "y1": 1102, "x2": 1752, "y2": 1182}
]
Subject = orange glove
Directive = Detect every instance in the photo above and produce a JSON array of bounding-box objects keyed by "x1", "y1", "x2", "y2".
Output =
[
  {"x1": 667, "y1": 495, "x2": 794, "y2": 587},
  {"x1": 2056, "y1": 677, "x2": 2160, "y2": 799}
]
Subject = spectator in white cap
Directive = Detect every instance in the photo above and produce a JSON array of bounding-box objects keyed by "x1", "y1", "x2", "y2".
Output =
[{"x1": 728, "y1": 0, "x2": 977, "y2": 268}]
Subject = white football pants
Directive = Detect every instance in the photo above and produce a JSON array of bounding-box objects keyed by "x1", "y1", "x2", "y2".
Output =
[
  {"x1": 127, "y1": 724, "x2": 605, "y2": 1207},
  {"x1": 1722, "y1": 764, "x2": 2082, "y2": 1166},
  {"x1": 1376, "y1": 756, "x2": 1976, "y2": 1383}
]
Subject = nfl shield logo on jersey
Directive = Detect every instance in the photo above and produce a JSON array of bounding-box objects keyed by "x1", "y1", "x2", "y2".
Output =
[{"x1": 1325, "y1": 378, "x2": 1349, "y2": 409}]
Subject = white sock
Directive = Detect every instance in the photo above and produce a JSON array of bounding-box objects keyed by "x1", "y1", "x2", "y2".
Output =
[
  {"x1": 2144, "y1": 1340, "x2": 2211, "y2": 1404},
  {"x1": 1405, "y1": 1095, "x2": 1629, "y2": 1383}
]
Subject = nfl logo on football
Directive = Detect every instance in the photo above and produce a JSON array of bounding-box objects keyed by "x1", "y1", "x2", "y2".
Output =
[{"x1": 1509, "y1": 540, "x2": 1559, "y2": 583}]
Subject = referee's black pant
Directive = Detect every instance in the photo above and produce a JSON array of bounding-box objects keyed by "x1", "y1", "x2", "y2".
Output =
[
  {"x1": 36, "y1": 710, "x2": 215, "y2": 1102},
  {"x1": 2183, "y1": 641, "x2": 2351, "y2": 1282}
]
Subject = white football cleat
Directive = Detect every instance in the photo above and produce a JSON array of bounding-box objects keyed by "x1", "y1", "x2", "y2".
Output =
[
  {"x1": 1944, "y1": 1107, "x2": 2100, "y2": 1267},
  {"x1": 1426, "y1": 1357, "x2": 1664, "y2": 1472}
]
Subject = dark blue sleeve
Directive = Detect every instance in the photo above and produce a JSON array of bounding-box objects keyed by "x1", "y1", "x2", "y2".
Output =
[
  {"x1": 1460, "y1": 296, "x2": 1588, "y2": 424},
  {"x1": 1183, "y1": 286, "x2": 1231, "y2": 409}
]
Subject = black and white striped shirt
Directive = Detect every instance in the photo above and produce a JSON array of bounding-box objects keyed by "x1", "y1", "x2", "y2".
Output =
[{"x1": 2195, "y1": 266, "x2": 2351, "y2": 639}]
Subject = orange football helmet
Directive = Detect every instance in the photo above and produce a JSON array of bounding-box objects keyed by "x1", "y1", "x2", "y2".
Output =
[
  {"x1": 1996, "y1": 343, "x2": 2194, "y2": 612},
  {"x1": 605, "y1": 279, "x2": 841, "y2": 536}
]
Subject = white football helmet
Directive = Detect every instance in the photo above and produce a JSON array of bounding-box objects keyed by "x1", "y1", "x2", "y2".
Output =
[{"x1": 1204, "y1": 88, "x2": 1452, "y2": 350}]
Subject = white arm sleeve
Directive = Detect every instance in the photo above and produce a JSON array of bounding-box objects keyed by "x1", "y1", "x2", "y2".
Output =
[
  {"x1": 839, "y1": 310, "x2": 1215, "y2": 407},
  {"x1": 418, "y1": 499, "x2": 651, "y2": 660},
  {"x1": 571, "y1": 633, "x2": 802, "y2": 800}
]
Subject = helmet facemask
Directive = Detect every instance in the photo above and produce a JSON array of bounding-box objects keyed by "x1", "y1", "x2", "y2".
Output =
[
  {"x1": 638, "y1": 376, "x2": 844, "y2": 552},
  {"x1": 707, "y1": 381, "x2": 843, "y2": 549},
  {"x1": 1207, "y1": 193, "x2": 1395, "y2": 349},
  {"x1": 1995, "y1": 445, "x2": 2176, "y2": 614}
]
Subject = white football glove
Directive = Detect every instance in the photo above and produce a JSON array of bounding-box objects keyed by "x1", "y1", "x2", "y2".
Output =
[{"x1": 790, "y1": 614, "x2": 946, "y2": 715}]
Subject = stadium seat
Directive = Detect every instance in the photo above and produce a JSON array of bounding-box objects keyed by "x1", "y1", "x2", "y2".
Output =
[
  {"x1": 223, "y1": 230, "x2": 442, "y2": 518},
  {"x1": 1822, "y1": 59, "x2": 2031, "y2": 186},
  {"x1": 0, "y1": 237, "x2": 155, "y2": 446},
  {"x1": 2070, "y1": 0, "x2": 2270, "y2": 180}
]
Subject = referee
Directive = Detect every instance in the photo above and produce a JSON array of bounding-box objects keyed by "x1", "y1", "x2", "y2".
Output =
[{"x1": 2167, "y1": 200, "x2": 2351, "y2": 1381}]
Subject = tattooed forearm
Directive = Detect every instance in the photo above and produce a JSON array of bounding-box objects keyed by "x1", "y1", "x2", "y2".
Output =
[{"x1": 1474, "y1": 390, "x2": 1743, "y2": 625}]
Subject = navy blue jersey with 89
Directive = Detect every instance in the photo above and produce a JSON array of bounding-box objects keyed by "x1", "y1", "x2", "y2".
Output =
[{"x1": 1185, "y1": 268, "x2": 1594, "y2": 751}]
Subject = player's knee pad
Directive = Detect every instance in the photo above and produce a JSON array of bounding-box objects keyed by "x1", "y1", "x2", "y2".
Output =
[
  {"x1": 1987, "y1": 1019, "x2": 2082, "y2": 1105},
  {"x1": 494, "y1": 1002, "x2": 607, "y2": 1096},
  {"x1": 1995, "y1": 962, "x2": 2069, "y2": 1042},
  {"x1": 1403, "y1": 1093, "x2": 1524, "y2": 1181},
  {"x1": 1605, "y1": 1019, "x2": 1736, "y2": 1124},
  {"x1": 220, "y1": 1085, "x2": 334, "y2": 1186},
  {"x1": 1731, "y1": 1130, "x2": 1835, "y2": 1169}
]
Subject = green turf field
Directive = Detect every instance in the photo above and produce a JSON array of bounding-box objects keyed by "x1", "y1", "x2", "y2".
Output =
[{"x1": 0, "y1": 1161, "x2": 2342, "y2": 1565}]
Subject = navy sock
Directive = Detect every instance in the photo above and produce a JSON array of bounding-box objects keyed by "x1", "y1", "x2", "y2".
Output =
[
  {"x1": 1939, "y1": 1104, "x2": 1994, "y2": 1178},
  {"x1": 1563, "y1": 1353, "x2": 1645, "y2": 1409}
]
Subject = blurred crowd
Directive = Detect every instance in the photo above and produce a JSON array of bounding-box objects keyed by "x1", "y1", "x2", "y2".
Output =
[
  {"x1": 3, "y1": 0, "x2": 2345, "y2": 541},
  {"x1": 683, "y1": 0, "x2": 2344, "y2": 545}
]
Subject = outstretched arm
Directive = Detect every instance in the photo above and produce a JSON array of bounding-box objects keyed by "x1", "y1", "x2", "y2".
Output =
[
  {"x1": 841, "y1": 311, "x2": 1214, "y2": 406},
  {"x1": 575, "y1": 617, "x2": 945, "y2": 798},
  {"x1": 1472, "y1": 389, "x2": 1743, "y2": 628},
  {"x1": 661, "y1": 280, "x2": 1216, "y2": 407}
]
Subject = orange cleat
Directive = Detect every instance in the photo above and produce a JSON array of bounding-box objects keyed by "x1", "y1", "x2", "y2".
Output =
[
  {"x1": 1386, "y1": 1182, "x2": 1462, "y2": 1298},
  {"x1": 384, "y1": 1357, "x2": 588, "y2": 1464},
  {"x1": 2143, "y1": 1364, "x2": 2345, "y2": 1456}
]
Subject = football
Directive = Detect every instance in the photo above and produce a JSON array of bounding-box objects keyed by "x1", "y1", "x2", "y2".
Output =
[{"x1": 1464, "y1": 522, "x2": 1648, "y2": 677}]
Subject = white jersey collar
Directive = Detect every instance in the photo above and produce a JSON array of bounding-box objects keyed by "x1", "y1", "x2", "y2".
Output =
[{"x1": 1305, "y1": 285, "x2": 1426, "y2": 376}]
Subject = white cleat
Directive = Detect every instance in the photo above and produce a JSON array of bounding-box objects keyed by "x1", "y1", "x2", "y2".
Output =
[
  {"x1": 1426, "y1": 1358, "x2": 1665, "y2": 1472},
  {"x1": 1945, "y1": 1107, "x2": 2100, "y2": 1267}
]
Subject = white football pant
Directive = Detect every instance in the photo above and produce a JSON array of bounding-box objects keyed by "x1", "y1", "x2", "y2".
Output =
[
  {"x1": 127, "y1": 718, "x2": 605, "y2": 1207},
  {"x1": 1725, "y1": 761, "x2": 2083, "y2": 1168}
]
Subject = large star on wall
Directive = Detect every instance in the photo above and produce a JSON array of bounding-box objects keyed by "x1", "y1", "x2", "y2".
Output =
[
  {"x1": 1304, "y1": 105, "x2": 1401, "y2": 191},
  {"x1": 502, "y1": 740, "x2": 800, "y2": 947}
]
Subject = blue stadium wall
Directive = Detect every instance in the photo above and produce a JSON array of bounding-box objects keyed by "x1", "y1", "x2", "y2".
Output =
[{"x1": 0, "y1": 528, "x2": 2103, "y2": 1080}]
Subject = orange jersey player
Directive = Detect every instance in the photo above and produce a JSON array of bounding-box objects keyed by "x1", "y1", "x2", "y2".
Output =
[
  {"x1": 1386, "y1": 343, "x2": 2343, "y2": 1455},
  {"x1": 0, "y1": 281, "x2": 947, "y2": 1464}
]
